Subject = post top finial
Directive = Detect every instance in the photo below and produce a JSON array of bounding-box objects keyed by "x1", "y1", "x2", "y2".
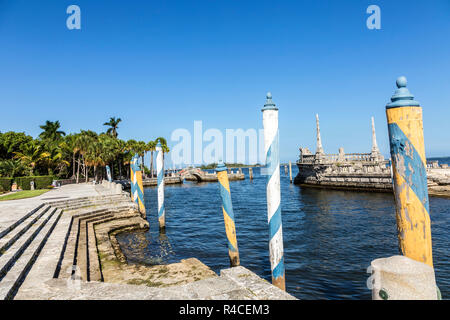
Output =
[
  {"x1": 396, "y1": 76, "x2": 407, "y2": 88},
  {"x1": 262, "y1": 91, "x2": 278, "y2": 111},
  {"x1": 387, "y1": 76, "x2": 420, "y2": 108},
  {"x1": 215, "y1": 160, "x2": 227, "y2": 172}
]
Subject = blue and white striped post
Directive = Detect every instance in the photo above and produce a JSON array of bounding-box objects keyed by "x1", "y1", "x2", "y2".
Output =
[
  {"x1": 262, "y1": 92, "x2": 286, "y2": 291},
  {"x1": 156, "y1": 142, "x2": 165, "y2": 230},
  {"x1": 106, "y1": 165, "x2": 112, "y2": 182}
]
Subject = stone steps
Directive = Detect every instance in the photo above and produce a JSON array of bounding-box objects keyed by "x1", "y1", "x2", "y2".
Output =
[
  {"x1": 0, "y1": 191, "x2": 142, "y2": 300},
  {"x1": 50, "y1": 197, "x2": 132, "y2": 211},
  {"x1": 0, "y1": 204, "x2": 45, "y2": 240},
  {"x1": 0, "y1": 208, "x2": 62, "y2": 300},
  {"x1": 0, "y1": 205, "x2": 51, "y2": 253},
  {"x1": 55, "y1": 207, "x2": 142, "y2": 284},
  {"x1": 45, "y1": 194, "x2": 129, "y2": 208}
]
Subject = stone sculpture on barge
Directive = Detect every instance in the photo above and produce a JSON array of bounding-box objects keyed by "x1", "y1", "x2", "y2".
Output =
[{"x1": 294, "y1": 115, "x2": 393, "y2": 192}]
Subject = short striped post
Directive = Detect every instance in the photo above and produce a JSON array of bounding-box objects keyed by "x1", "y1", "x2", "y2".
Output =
[
  {"x1": 130, "y1": 155, "x2": 137, "y2": 202},
  {"x1": 156, "y1": 142, "x2": 165, "y2": 230},
  {"x1": 289, "y1": 161, "x2": 292, "y2": 183},
  {"x1": 216, "y1": 162, "x2": 240, "y2": 267},
  {"x1": 106, "y1": 165, "x2": 112, "y2": 182},
  {"x1": 386, "y1": 76, "x2": 433, "y2": 267},
  {"x1": 132, "y1": 154, "x2": 146, "y2": 216},
  {"x1": 261, "y1": 92, "x2": 286, "y2": 290}
]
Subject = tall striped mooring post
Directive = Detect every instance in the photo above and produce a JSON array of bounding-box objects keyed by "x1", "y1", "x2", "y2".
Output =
[
  {"x1": 130, "y1": 155, "x2": 137, "y2": 202},
  {"x1": 132, "y1": 153, "x2": 146, "y2": 216},
  {"x1": 386, "y1": 76, "x2": 433, "y2": 267},
  {"x1": 262, "y1": 92, "x2": 286, "y2": 290},
  {"x1": 156, "y1": 142, "x2": 166, "y2": 230},
  {"x1": 216, "y1": 162, "x2": 240, "y2": 267}
]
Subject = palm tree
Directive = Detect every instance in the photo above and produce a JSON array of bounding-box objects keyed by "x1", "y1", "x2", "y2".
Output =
[
  {"x1": 98, "y1": 134, "x2": 118, "y2": 180},
  {"x1": 62, "y1": 134, "x2": 78, "y2": 178},
  {"x1": 0, "y1": 159, "x2": 25, "y2": 178},
  {"x1": 155, "y1": 137, "x2": 167, "y2": 146},
  {"x1": 103, "y1": 117, "x2": 122, "y2": 138},
  {"x1": 13, "y1": 142, "x2": 50, "y2": 176},
  {"x1": 155, "y1": 137, "x2": 169, "y2": 174},
  {"x1": 147, "y1": 140, "x2": 156, "y2": 178},
  {"x1": 75, "y1": 130, "x2": 97, "y2": 183},
  {"x1": 44, "y1": 143, "x2": 70, "y2": 176},
  {"x1": 136, "y1": 141, "x2": 147, "y2": 175},
  {"x1": 39, "y1": 120, "x2": 66, "y2": 142},
  {"x1": 116, "y1": 139, "x2": 127, "y2": 179}
]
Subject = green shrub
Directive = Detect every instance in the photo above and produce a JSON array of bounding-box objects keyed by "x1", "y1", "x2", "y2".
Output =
[
  {"x1": 0, "y1": 177, "x2": 13, "y2": 192},
  {"x1": 14, "y1": 176, "x2": 54, "y2": 190},
  {"x1": 15, "y1": 176, "x2": 34, "y2": 190},
  {"x1": 34, "y1": 176, "x2": 54, "y2": 189}
]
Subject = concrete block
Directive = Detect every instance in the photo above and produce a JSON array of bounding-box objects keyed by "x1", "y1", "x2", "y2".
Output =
[
  {"x1": 220, "y1": 266, "x2": 296, "y2": 300},
  {"x1": 370, "y1": 255, "x2": 438, "y2": 300}
]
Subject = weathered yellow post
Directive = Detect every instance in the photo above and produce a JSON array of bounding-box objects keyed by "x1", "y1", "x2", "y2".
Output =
[
  {"x1": 386, "y1": 76, "x2": 433, "y2": 267},
  {"x1": 249, "y1": 167, "x2": 253, "y2": 180},
  {"x1": 216, "y1": 162, "x2": 240, "y2": 267}
]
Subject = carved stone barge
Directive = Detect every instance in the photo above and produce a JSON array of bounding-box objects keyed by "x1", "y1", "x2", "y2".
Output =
[{"x1": 294, "y1": 115, "x2": 393, "y2": 192}]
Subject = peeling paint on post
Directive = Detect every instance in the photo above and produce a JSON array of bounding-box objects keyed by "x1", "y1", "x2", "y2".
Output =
[
  {"x1": 386, "y1": 76, "x2": 433, "y2": 267},
  {"x1": 132, "y1": 154, "x2": 146, "y2": 216},
  {"x1": 262, "y1": 92, "x2": 286, "y2": 290},
  {"x1": 216, "y1": 162, "x2": 240, "y2": 267},
  {"x1": 156, "y1": 142, "x2": 166, "y2": 230}
]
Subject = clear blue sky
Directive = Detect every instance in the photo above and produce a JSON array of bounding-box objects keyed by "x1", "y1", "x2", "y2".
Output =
[{"x1": 1, "y1": 0, "x2": 449, "y2": 164}]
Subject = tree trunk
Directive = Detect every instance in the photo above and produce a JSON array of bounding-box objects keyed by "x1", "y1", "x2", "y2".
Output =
[
  {"x1": 141, "y1": 155, "x2": 145, "y2": 178},
  {"x1": 76, "y1": 157, "x2": 80, "y2": 183},
  {"x1": 72, "y1": 152, "x2": 76, "y2": 178},
  {"x1": 150, "y1": 151, "x2": 154, "y2": 178},
  {"x1": 118, "y1": 159, "x2": 122, "y2": 179}
]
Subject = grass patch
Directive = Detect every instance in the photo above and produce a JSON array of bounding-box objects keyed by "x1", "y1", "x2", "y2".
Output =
[
  {"x1": 158, "y1": 266, "x2": 169, "y2": 274},
  {"x1": 0, "y1": 189, "x2": 50, "y2": 201},
  {"x1": 127, "y1": 278, "x2": 164, "y2": 287}
]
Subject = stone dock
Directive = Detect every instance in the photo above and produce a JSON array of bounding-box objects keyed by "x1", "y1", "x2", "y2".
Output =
[
  {"x1": 0, "y1": 183, "x2": 294, "y2": 300},
  {"x1": 180, "y1": 168, "x2": 245, "y2": 182},
  {"x1": 116, "y1": 168, "x2": 245, "y2": 189}
]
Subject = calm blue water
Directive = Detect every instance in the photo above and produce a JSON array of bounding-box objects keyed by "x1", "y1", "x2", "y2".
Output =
[
  {"x1": 429, "y1": 157, "x2": 450, "y2": 166},
  {"x1": 116, "y1": 166, "x2": 450, "y2": 300}
]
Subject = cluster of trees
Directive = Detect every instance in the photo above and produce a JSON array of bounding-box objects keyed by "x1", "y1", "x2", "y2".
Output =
[
  {"x1": 199, "y1": 163, "x2": 261, "y2": 170},
  {"x1": 0, "y1": 117, "x2": 169, "y2": 182}
]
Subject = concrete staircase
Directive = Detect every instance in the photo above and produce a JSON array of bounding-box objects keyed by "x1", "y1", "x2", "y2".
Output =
[{"x1": 0, "y1": 191, "x2": 143, "y2": 300}]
